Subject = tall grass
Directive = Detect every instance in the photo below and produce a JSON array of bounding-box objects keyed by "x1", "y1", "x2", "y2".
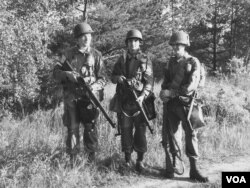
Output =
[
  {"x1": 198, "y1": 75, "x2": 250, "y2": 159},
  {"x1": 1, "y1": 75, "x2": 250, "y2": 187}
]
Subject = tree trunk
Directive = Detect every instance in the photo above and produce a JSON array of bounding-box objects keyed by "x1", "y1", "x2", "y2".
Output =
[
  {"x1": 83, "y1": 0, "x2": 88, "y2": 22},
  {"x1": 230, "y1": 2, "x2": 234, "y2": 58},
  {"x1": 233, "y1": 5, "x2": 238, "y2": 57},
  {"x1": 171, "y1": 0, "x2": 174, "y2": 32},
  {"x1": 212, "y1": 0, "x2": 217, "y2": 71}
]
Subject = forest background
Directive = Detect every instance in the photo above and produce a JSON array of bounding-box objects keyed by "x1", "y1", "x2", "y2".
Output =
[
  {"x1": 1, "y1": 0, "x2": 250, "y2": 187},
  {"x1": 1, "y1": 0, "x2": 250, "y2": 116}
]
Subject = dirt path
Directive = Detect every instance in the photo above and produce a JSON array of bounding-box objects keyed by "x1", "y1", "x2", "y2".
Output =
[{"x1": 123, "y1": 155, "x2": 250, "y2": 188}]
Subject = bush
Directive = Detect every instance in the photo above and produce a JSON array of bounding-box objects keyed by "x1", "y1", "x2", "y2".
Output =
[{"x1": 218, "y1": 56, "x2": 245, "y2": 76}]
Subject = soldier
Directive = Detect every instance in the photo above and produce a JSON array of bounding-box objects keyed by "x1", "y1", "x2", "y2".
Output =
[
  {"x1": 110, "y1": 29, "x2": 154, "y2": 173},
  {"x1": 160, "y1": 31, "x2": 209, "y2": 182},
  {"x1": 53, "y1": 22, "x2": 106, "y2": 163}
]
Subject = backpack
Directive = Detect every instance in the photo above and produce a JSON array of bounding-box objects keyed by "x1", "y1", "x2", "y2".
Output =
[{"x1": 188, "y1": 56, "x2": 206, "y2": 89}]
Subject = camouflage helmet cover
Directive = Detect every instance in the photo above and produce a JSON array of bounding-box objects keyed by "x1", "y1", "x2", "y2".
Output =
[
  {"x1": 125, "y1": 29, "x2": 143, "y2": 42},
  {"x1": 169, "y1": 31, "x2": 190, "y2": 46},
  {"x1": 74, "y1": 22, "x2": 94, "y2": 38}
]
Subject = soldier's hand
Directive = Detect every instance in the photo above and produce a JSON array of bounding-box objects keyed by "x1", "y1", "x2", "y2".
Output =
[
  {"x1": 65, "y1": 71, "x2": 79, "y2": 83},
  {"x1": 117, "y1": 75, "x2": 126, "y2": 84},
  {"x1": 127, "y1": 78, "x2": 137, "y2": 87},
  {"x1": 90, "y1": 83, "x2": 102, "y2": 91}
]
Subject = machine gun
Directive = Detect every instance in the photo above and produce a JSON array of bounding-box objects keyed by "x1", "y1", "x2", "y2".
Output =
[
  {"x1": 123, "y1": 79, "x2": 154, "y2": 135},
  {"x1": 61, "y1": 61, "x2": 116, "y2": 129}
]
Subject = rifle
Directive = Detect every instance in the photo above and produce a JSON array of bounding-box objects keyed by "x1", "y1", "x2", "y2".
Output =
[
  {"x1": 123, "y1": 79, "x2": 154, "y2": 135},
  {"x1": 61, "y1": 61, "x2": 116, "y2": 129},
  {"x1": 186, "y1": 90, "x2": 197, "y2": 131}
]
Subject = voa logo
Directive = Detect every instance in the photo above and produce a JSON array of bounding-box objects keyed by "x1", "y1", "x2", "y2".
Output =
[{"x1": 226, "y1": 176, "x2": 246, "y2": 183}]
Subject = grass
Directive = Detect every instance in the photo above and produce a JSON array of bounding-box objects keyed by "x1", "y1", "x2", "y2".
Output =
[{"x1": 1, "y1": 74, "x2": 250, "y2": 187}]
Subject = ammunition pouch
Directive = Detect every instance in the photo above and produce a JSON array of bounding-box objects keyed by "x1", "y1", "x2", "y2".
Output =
[
  {"x1": 179, "y1": 94, "x2": 206, "y2": 129},
  {"x1": 188, "y1": 103, "x2": 206, "y2": 129}
]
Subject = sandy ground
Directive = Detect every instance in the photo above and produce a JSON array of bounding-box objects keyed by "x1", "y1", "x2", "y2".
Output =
[{"x1": 120, "y1": 154, "x2": 250, "y2": 188}]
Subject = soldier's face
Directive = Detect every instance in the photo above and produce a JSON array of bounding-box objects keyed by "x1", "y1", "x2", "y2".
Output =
[
  {"x1": 127, "y1": 38, "x2": 140, "y2": 54},
  {"x1": 77, "y1": 33, "x2": 92, "y2": 48},
  {"x1": 172, "y1": 44, "x2": 186, "y2": 58}
]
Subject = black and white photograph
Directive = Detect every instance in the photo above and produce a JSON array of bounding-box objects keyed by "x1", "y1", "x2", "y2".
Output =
[{"x1": 1, "y1": 0, "x2": 250, "y2": 187}]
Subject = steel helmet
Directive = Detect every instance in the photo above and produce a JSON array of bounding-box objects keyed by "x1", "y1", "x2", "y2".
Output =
[
  {"x1": 169, "y1": 31, "x2": 190, "y2": 46},
  {"x1": 125, "y1": 29, "x2": 143, "y2": 42},
  {"x1": 74, "y1": 22, "x2": 94, "y2": 38}
]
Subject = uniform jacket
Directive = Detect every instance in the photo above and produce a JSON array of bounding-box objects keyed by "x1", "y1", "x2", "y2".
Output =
[
  {"x1": 110, "y1": 50, "x2": 154, "y2": 112},
  {"x1": 53, "y1": 46, "x2": 106, "y2": 101},
  {"x1": 161, "y1": 52, "x2": 201, "y2": 96}
]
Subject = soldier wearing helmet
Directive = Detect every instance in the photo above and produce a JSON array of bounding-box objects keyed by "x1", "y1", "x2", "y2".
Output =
[
  {"x1": 53, "y1": 22, "x2": 107, "y2": 164},
  {"x1": 110, "y1": 29, "x2": 154, "y2": 173},
  {"x1": 160, "y1": 31, "x2": 209, "y2": 182}
]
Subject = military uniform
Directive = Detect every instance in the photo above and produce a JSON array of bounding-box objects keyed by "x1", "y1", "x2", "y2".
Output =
[
  {"x1": 111, "y1": 49, "x2": 154, "y2": 166},
  {"x1": 161, "y1": 51, "x2": 200, "y2": 155},
  {"x1": 53, "y1": 46, "x2": 106, "y2": 160},
  {"x1": 161, "y1": 50, "x2": 208, "y2": 182}
]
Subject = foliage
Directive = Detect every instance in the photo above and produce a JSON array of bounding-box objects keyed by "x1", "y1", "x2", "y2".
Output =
[
  {"x1": 1, "y1": 1, "x2": 250, "y2": 187},
  {"x1": 0, "y1": 0, "x2": 68, "y2": 116},
  {"x1": 1, "y1": 0, "x2": 250, "y2": 117}
]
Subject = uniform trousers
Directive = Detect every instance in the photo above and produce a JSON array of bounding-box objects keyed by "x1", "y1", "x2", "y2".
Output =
[{"x1": 63, "y1": 97, "x2": 99, "y2": 156}]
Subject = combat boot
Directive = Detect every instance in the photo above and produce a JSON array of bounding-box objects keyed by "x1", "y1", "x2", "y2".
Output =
[
  {"x1": 121, "y1": 152, "x2": 133, "y2": 175},
  {"x1": 135, "y1": 152, "x2": 146, "y2": 173},
  {"x1": 135, "y1": 160, "x2": 146, "y2": 173},
  {"x1": 189, "y1": 158, "x2": 209, "y2": 183},
  {"x1": 124, "y1": 152, "x2": 132, "y2": 168}
]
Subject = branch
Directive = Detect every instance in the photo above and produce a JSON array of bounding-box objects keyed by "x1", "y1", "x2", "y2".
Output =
[
  {"x1": 83, "y1": 0, "x2": 88, "y2": 22},
  {"x1": 75, "y1": 0, "x2": 88, "y2": 22},
  {"x1": 102, "y1": 46, "x2": 124, "y2": 56}
]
